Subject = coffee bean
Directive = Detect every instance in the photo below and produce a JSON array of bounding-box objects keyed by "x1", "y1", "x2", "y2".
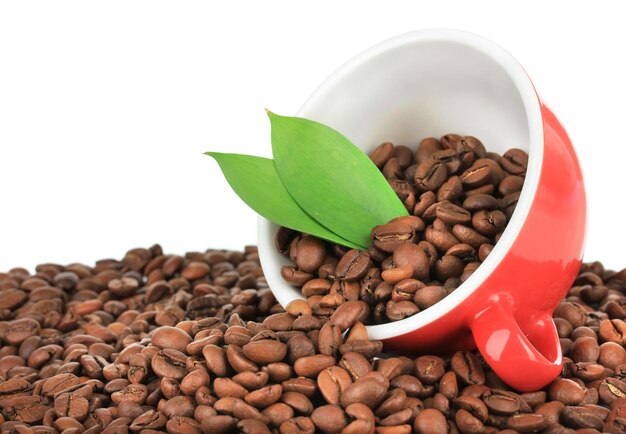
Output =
[
  {"x1": 242, "y1": 339, "x2": 287, "y2": 364},
  {"x1": 281, "y1": 266, "x2": 313, "y2": 287},
  {"x1": 392, "y1": 244, "x2": 430, "y2": 281},
  {"x1": 452, "y1": 224, "x2": 490, "y2": 249},
  {"x1": 339, "y1": 339, "x2": 382, "y2": 359},
  {"x1": 329, "y1": 301, "x2": 369, "y2": 332},
  {"x1": 54, "y1": 392, "x2": 89, "y2": 420},
  {"x1": 472, "y1": 209, "x2": 507, "y2": 236},
  {"x1": 599, "y1": 319, "x2": 626, "y2": 344},
  {"x1": 570, "y1": 336, "x2": 600, "y2": 362},
  {"x1": 370, "y1": 142, "x2": 395, "y2": 168},
  {"x1": 451, "y1": 351, "x2": 485, "y2": 386},
  {"x1": 414, "y1": 159, "x2": 448, "y2": 192},
  {"x1": 201, "y1": 414, "x2": 237, "y2": 434},
  {"x1": 599, "y1": 341, "x2": 626, "y2": 369},
  {"x1": 244, "y1": 384, "x2": 282, "y2": 409},
  {"x1": 335, "y1": 250, "x2": 371, "y2": 281},
  {"x1": 385, "y1": 301, "x2": 419, "y2": 321},
  {"x1": 2, "y1": 395, "x2": 49, "y2": 424},
  {"x1": 261, "y1": 402, "x2": 293, "y2": 427},
  {"x1": 129, "y1": 410, "x2": 167, "y2": 431},
  {"x1": 278, "y1": 416, "x2": 315, "y2": 434},
  {"x1": 501, "y1": 148, "x2": 529, "y2": 175},
  {"x1": 549, "y1": 378, "x2": 586, "y2": 405},
  {"x1": 599, "y1": 378, "x2": 626, "y2": 404},
  {"x1": 424, "y1": 226, "x2": 460, "y2": 253},
  {"x1": 310, "y1": 404, "x2": 347, "y2": 433},
  {"x1": 434, "y1": 255, "x2": 464, "y2": 281},
  {"x1": 151, "y1": 348, "x2": 188, "y2": 379},
  {"x1": 293, "y1": 355, "x2": 335, "y2": 378},
  {"x1": 435, "y1": 202, "x2": 472, "y2": 226},
  {"x1": 317, "y1": 322, "x2": 342, "y2": 358},
  {"x1": 561, "y1": 406, "x2": 604, "y2": 430},
  {"x1": 415, "y1": 138, "x2": 442, "y2": 163},
  {"x1": 4, "y1": 319, "x2": 41, "y2": 346},
  {"x1": 371, "y1": 223, "x2": 415, "y2": 253},
  {"x1": 415, "y1": 356, "x2": 445, "y2": 385},
  {"x1": 413, "y1": 286, "x2": 447, "y2": 310},
  {"x1": 506, "y1": 413, "x2": 548, "y2": 432},
  {"x1": 460, "y1": 159, "x2": 501, "y2": 188},
  {"x1": 314, "y1": 367, "x2": 350, "y2": 405},
  {"x1": 340, "y1": 375, "x2": 388, "y2": 408},
  {"x1": 413, "y1": 408, "x2": 447, "y2": 434}
]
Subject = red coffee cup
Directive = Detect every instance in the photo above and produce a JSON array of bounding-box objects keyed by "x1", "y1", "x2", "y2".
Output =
[{"x1": 257, "y1": 29, "x2": 586, "y2": 392}]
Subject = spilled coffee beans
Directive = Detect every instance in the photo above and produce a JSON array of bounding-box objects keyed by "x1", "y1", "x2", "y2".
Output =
[{"x1": 0, "y1": 246, "x2": 625, "y2": 433}]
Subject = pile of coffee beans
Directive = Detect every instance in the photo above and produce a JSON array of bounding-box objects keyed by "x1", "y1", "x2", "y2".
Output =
[
  {"x1": 1, "y1": 245, "x2": 625, "y2": 433},
  {"x1": 278, "y1": 135, "x2": 528, "y2": 323}
]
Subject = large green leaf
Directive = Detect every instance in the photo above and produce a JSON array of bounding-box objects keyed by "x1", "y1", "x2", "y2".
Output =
[
  {"x1": 205, "y1": 152, "x2": 364, "y2": 249},
  {"x1": 269, "y1": 112, "x2": 408, "y2": 248}
]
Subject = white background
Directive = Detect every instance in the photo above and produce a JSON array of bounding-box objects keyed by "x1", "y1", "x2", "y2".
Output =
[{"x1": 0, "y1": 1, "x2": 624, "y2": 271}]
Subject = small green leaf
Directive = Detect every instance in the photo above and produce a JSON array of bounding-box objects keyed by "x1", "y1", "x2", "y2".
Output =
[
  {"x1": 269, "y1": 112, "x2": 409, "y2": 248},
  {"x1": 205, "y1": 152, "x2": 364, "y2": 250}
]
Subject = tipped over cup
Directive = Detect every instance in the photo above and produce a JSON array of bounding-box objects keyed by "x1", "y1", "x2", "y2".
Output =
[{"x1": 257, "y1": 29, "x2": 586, "y2": 392}]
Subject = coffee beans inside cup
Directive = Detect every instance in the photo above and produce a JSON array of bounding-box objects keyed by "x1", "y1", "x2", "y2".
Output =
[{"x1": 277, "y1": 135, "x2": 528, "y2": 323}]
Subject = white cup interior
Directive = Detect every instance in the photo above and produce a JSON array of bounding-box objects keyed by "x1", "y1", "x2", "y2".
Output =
[{"x1": 258, "y1": 29, "x2": 543, "y2": 340}]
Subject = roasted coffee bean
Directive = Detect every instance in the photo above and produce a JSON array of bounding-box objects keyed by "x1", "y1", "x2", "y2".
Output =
[
  {"x1": 291, "y1": 236, "x2": 327, "y2": 274},
  {"x1": 392, "y1": 244, "x2": 430, "y2": 281},
  {"x1": 317, "y1": 366, "x2": 352, "y2": 405},
  {"x1": 370, "y1": 142, "x2": 395, "y2": 168},
  {"x1": 151, "y1": 348, "x2": 188, "y2": 379},
  {"x1": 413, "y1": 408, "x2": 447, "y2": 434},
  {"x1": 293, "y1": 355, "x2": 336, "y2": 378},
  {"x1": 471, "y1": 209, "x2": 507, "y2": 236},
  {"x1": 415, "y1": 356, "x2": 445, "y2": 385},
  {"x1": 339, "y1": 339, "x2": 382, "y2": 359},
  {"x1": 329, "y1": 301, "x2": 369, "y2": 332},
  {"x1": 413, "y1": 286, "x2": 447, "y2": 310},
  {"x1": 451, "y1": 351, "x2": 485, "y2": 385},
  {"x1": 451, "y1": 224, "x2": 490, "y2": 249},
  {"x1": 311, "y1": 404, "x2": 347, "y2": 433},
  {"x1": 436, "y1": 202, "x2": 472, "y2": 226},
  {"x1": 335, "y1": 250, "x2": 371, "y2": 281},
  {"x1": 549, "y1": 378, "x2": 586, "y2": 405},
  {"x1": 599, "y1": 341, "x2": 626, "y2": 369},
  {"x1": 385, "y1": 300, "x2": 420, "y2": 321},
  {"x1": 599, "y1": 377, "x2": 626, "y2": 404},
  {"x1": 561, "y1": 405, "x2": 604, "y2": 430},
  {"x1": 151, "y1": 326, "x2": 192, "y2": 353},
  {"x1": 599, "y1": 319, "x2": 626, "y2": 344},
  {"x1": 242, "y1": 338, "x2": 287, "y2": 364},
  {"x1": 506, "y1": 413, "x2": 548, "y2": 432},
  {"x1": 424, "y1": 226, "x2": 460, "y2": 253},
  {"x1": 501, "y1": 148, "x2": 529, "y2": 175},
  {"x1": 414, "y1": 159, "x2": 448, "y2": 192},
  {"x1": 570, "y1": 336, "x2": 600, "y2": 362},
  {"x1": 339, "y1": 352, "x2": 372, "y2": 381},
  {"x1": 201, "y1": 414, "x2": 237, "y2": 434},
  {"x1": 340, "y1": 375, "x2": 388, "y2": 408},
  {"x1": 371, "y1": 222, "x2": 415, "y2": 253}
]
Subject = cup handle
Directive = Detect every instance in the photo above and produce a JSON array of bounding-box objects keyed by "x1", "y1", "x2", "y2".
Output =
[{"x1": 470, "y1": 295, "x2": 563, "y2": 392}]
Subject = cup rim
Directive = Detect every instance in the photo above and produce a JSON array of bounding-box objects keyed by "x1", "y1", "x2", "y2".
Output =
[{"x1": 257, "y1": 29, "x2": 544, "y2": 340}]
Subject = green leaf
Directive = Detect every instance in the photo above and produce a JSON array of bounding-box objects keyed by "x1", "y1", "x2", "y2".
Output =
[
  {"x1": 205, "y1": 152, "x2": 364, "y2": 250},
  {"x1": 269, "y1": 112, "x2": 409, "y2": 248}
]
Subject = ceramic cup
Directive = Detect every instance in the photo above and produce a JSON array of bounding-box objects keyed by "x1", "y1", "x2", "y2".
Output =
[{"x1": 257, "y1": 29, "x2": 586, "y2": 392}]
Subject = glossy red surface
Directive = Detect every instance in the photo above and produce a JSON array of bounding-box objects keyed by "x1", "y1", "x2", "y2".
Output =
[{"x1": 382, "y1": 104, "x2": 586, "y2": 392}]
